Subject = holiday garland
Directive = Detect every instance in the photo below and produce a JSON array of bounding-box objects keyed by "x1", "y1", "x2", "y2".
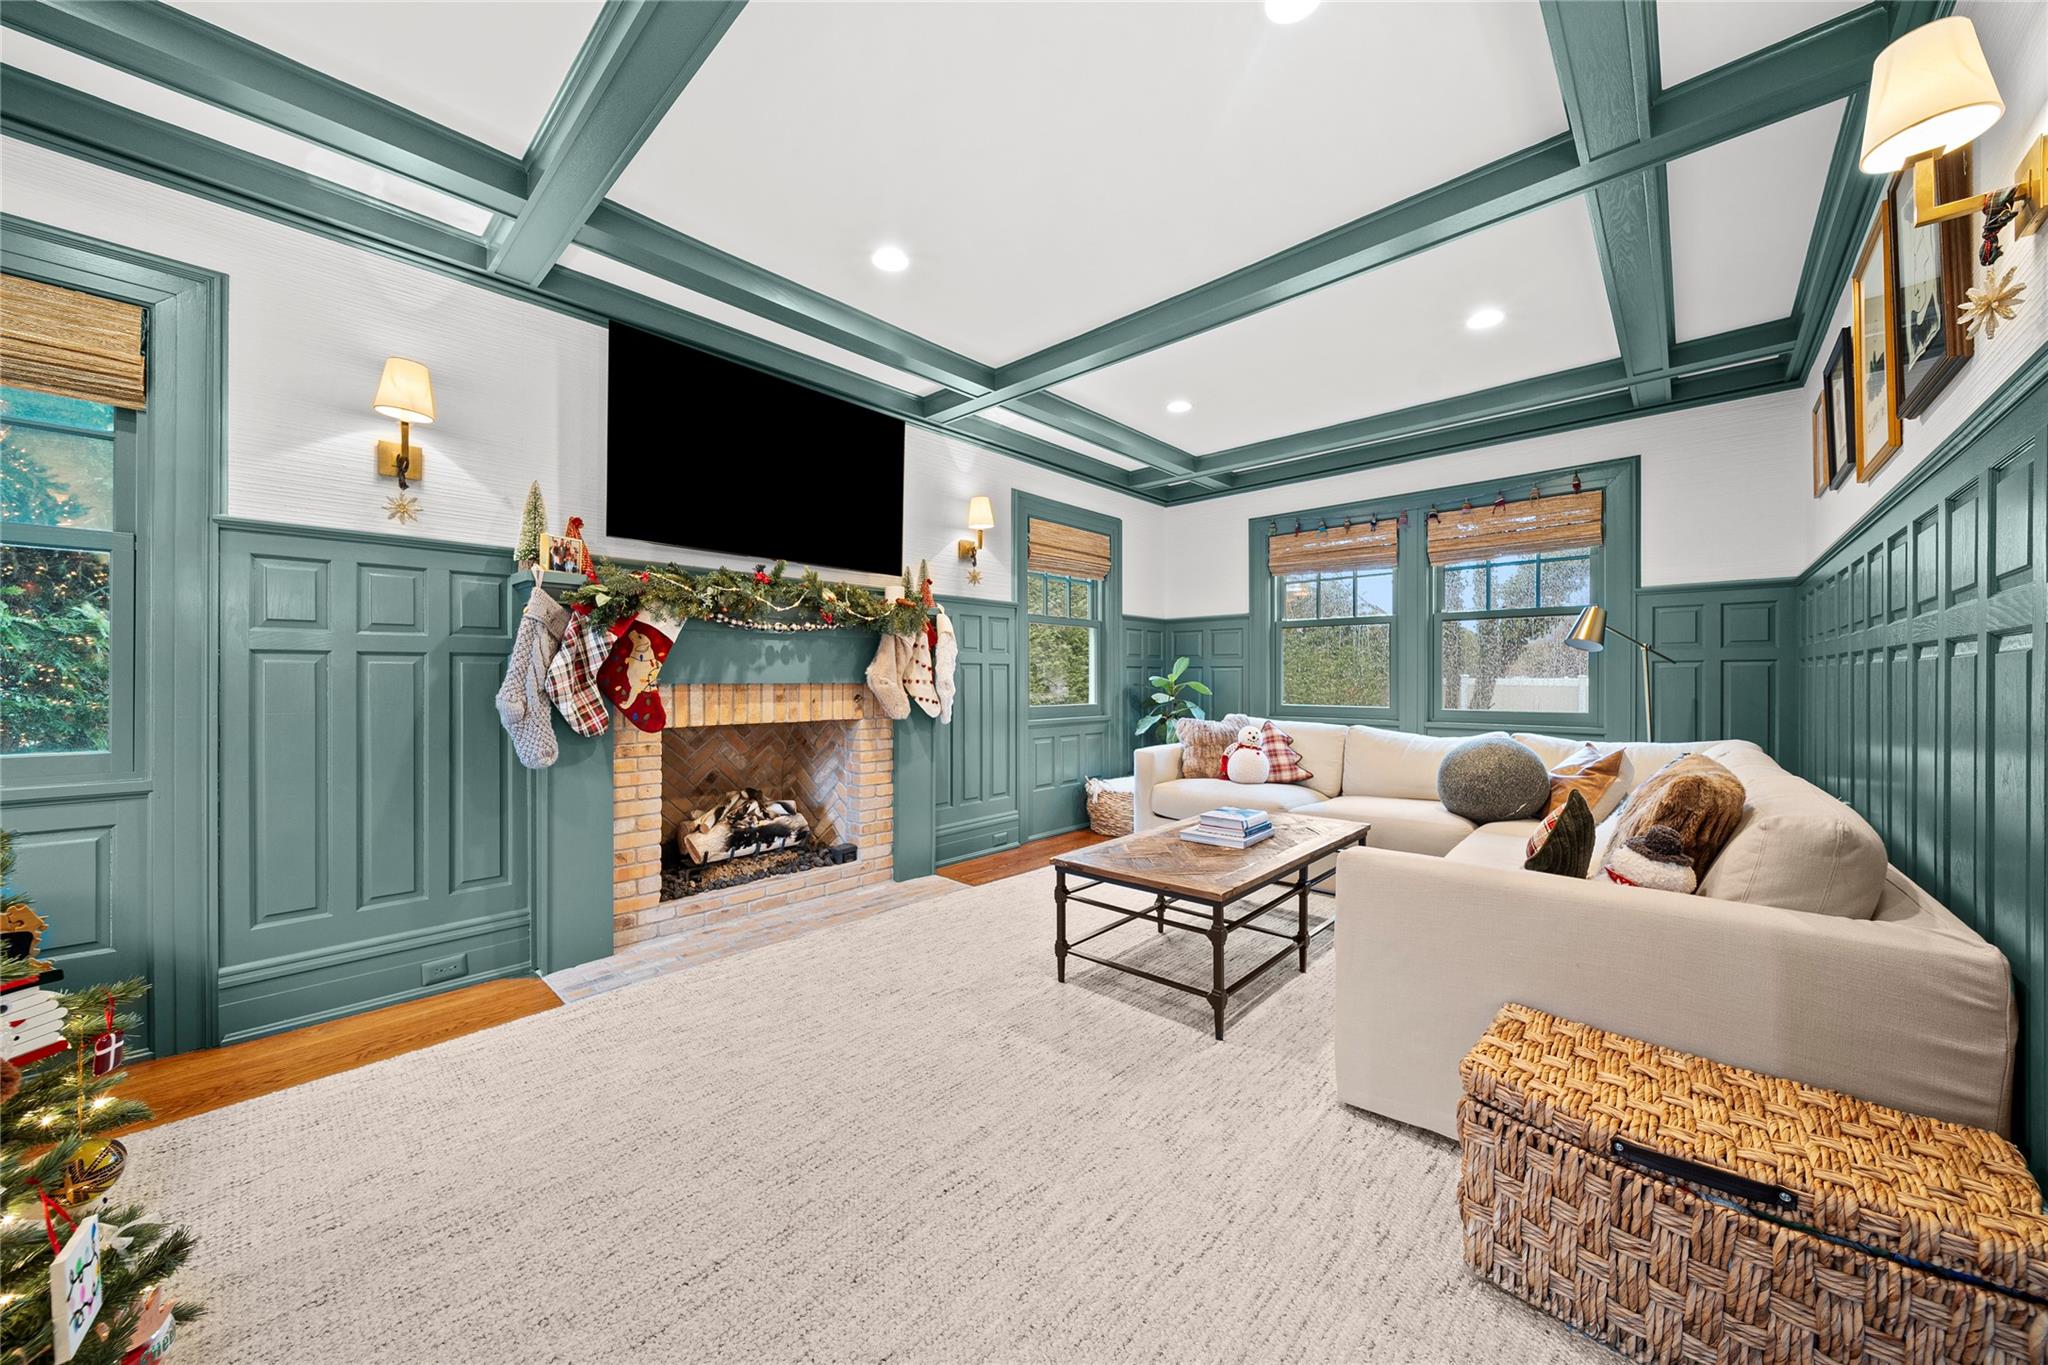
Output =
[{"x1": 566, "y1": 559, "x2": 933, "y2": 637}]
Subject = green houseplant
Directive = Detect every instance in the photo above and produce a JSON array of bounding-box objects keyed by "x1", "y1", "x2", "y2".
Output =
[{"x1": 1134, "y1": 657, "x2": 1211, "y2": 738}]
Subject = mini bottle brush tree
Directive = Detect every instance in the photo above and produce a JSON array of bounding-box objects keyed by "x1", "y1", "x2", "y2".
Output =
[
  {"x1": 1, "y1": 831, "x2": 202, "y2": 1364},
  {"x1": 1134, "y1": 656, "x2": 1211, "y2": 737}
]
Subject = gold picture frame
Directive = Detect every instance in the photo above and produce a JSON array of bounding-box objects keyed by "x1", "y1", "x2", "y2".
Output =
[
  {"x1": 1811, "y1": 393, "x2": 1831, "y2": 498},
  {"x1": 1851, "y1": 210, "x2": 1902, "y2": 482}
]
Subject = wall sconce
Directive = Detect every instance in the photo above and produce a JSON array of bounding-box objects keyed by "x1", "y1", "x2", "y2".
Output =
[
  {"x1": 956, "y1": 495, "x2": 996, "y2": 566},
  {"x1": 372, "y1": 356, "x2": 435, "y2": 490},
  {"x1": 1860, "y1": 16, "x2": 2044, "y2": 239}
]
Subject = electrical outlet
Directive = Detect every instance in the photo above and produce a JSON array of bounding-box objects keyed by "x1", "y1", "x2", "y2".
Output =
[{"x1": 421, "y1": 953, "x2": 468, "y2": 987}]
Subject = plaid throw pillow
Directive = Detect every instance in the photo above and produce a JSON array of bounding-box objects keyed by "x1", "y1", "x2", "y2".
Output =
[{"x1": 1256, "y1": 720, "x2": 1311, "y2": 785}]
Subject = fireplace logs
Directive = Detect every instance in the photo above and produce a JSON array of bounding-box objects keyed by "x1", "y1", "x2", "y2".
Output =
[{"x1": 676, "y1": 788, "x2": 812, "y2": 867}]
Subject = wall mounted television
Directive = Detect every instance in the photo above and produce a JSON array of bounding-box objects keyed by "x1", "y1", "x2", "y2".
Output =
[{"x1": 605, "y1": 322, "x2": 906, "y2": 576}]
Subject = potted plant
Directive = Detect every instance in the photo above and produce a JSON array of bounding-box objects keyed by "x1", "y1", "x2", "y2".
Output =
[{"x1": 1134, "y1": 657, "x2": 1211, "y2": 738}]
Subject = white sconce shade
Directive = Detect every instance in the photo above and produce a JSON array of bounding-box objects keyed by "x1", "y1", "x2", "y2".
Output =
[
  {"x1": 965, "y1": 495, "x2": 996, "y2": 531},
  {"x1": 373, "y1": 356, "x2": 436, "y2": 425},
  {"x1": 1859, "y1": 16, "x2": 2004, "y2": 174}
]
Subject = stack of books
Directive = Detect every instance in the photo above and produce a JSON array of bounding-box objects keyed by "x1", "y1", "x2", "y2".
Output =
[
  {"x1": 3, "y1": 969, "x2": 69, "y2": 1068},
  {"x1": 1181, "y1": 807, "x2": 1274, "y2": 850}
]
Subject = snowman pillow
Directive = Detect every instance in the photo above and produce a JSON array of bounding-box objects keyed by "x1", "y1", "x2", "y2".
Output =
[{"x1": 1224, "y1": 721, "x2": 1311, "y2": 786}]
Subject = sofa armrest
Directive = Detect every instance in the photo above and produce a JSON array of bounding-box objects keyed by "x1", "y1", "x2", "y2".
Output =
[
  {"x1": 1133, "y1": 743, "x2": 1183, "y2": 832},
  {"x1": 1333, "y1": 848, "x2": 2016, "y2": 1139}
]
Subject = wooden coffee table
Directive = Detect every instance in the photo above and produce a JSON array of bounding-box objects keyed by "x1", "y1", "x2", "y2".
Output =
[{"x1": 1049, "y1": 812, "x2": 1372, "y2": 1040}]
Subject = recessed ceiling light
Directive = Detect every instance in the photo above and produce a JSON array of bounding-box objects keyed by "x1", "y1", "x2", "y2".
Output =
[
  {"x1": 1165, "y1": 399, "x2": 1193, "y2": 414},
  {"x1": 1465, "y1": 306, "x2": 1506, "y2": 331},
  {"x1": 870, "y1": 245, "x2": 910, "y2": 273},
  {"x1": 1263, "y1": 0, "x2": 1320, "y2": 23}
]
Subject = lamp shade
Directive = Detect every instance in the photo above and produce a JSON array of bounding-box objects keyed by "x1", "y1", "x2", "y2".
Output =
[
  {"x1": 965, "y1": 495, "x2": 996, "y2": 531},
  {"x1": 372, "y1": 356, "x2": 436, "y2": 425},
  {"x1": 1859, "y1": 16, "x2": 2004, "y2": 174},
  {"x1": 1563, "y1": 604, "x2": 1607, "y2": 653}
]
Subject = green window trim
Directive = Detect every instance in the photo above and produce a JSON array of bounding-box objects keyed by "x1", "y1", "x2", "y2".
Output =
[{"x1": 1025, "y1": 569, "x2": 1103, "y2": 712}]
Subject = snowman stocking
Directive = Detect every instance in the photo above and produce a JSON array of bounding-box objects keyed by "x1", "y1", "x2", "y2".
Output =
[{"x1": 597, "y1": 612, "x2": 680, "y2": 732}]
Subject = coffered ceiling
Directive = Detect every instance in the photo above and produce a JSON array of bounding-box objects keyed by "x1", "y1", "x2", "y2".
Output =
[{"x1": 0, "y1": 0, "x2": 1949, "y2": 503}]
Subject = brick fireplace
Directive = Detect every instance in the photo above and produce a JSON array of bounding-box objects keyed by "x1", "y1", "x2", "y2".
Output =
[{"x1": 611, "y1": 683, "x2": 893, "y2": 948}]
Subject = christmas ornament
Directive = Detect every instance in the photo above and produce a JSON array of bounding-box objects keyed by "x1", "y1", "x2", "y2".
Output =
[
  {"x1": 1959, "y1": 266, "x2": 2026, "y2": 339},
  {"x1": 46, "y1": 1204, "x2": 101, "y2": 1364},
  {"x1": 122, "y1": 1287, "x2": 176, "y2": 1365},
  {"x1": 89, "y1": 999, "x2": 123, "y2": 1076},
  {"x1": 0, "y1": 1056, "x2": 19, "y2": 1105},
  {"x1": 965, "y1": 566, "x2": 983, "y2": 585},
  {"x1": 60, "y1": 1137, "x2": 126, "y2": 1209},
  {"x1": 383, "y1": 492, "x2": 421, "y2": 525}
]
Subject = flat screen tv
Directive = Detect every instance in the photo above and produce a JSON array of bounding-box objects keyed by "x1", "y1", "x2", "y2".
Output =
[{"x1": 605, "y1": 322, "x2": 905, "y2": 576}]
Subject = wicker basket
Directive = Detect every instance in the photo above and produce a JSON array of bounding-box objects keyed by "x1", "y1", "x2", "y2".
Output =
[
  {"x1": 1084, "y1": 776, "x2": 1134, "y2": 837},
  {"x1": 1458, "y1": 1004, "x2": 2048, "y2": 1364}
]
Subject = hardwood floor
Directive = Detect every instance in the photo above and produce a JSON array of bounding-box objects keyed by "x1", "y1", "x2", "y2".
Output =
[
  {"x1": 115, "y1": 832, "x2": 1093, "y2": 1132},
  {"x1": 938, "y1": 828, "x2": 1108, "y2": 886}
]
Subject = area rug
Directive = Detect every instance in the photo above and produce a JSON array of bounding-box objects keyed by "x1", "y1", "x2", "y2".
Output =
[{"x1": 126, "y1": 868, "x2": 1600, "y2": 1364}]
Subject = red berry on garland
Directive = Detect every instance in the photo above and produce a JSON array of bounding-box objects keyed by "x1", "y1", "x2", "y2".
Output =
[
  {"x1": 636, "y1": 571, "x2": 650, "y2": 583},
  {"x1": 754, "y1": 570, "x2": 772, "y2": 585},
  {"x1": 821, "y1": 611, "x2": 835, "y2": 626}
]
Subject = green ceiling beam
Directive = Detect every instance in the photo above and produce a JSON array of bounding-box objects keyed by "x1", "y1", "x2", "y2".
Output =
[
  {"x1": 488, "y1": 0, "x2": 745, "y2": 286},
  {"x1": 0, "y1": 0, "x2": 527, "y2": 214},
  {"x1": 924, "y1": 2, "x2": 1895, "y2": 426},
  {"x1": 1125, "y1": 316, "x2": 1798, "y2": 491},
  {"x1": 1542, "y1": 0, "x2": 1675, "y2": 407}
]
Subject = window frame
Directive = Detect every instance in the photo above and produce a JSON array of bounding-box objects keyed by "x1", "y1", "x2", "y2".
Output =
[
  {"x1": 1024, "y1": 567, "x2": 1103, "y2": 714},
  {"x1": 1432, "y1": 547, "x2": 1597, "y2": 725},
  {"x1": 1273, "y1": 565, "x2": 1397, "y2": 720}
]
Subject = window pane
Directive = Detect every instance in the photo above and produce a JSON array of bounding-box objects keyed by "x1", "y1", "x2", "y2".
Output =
[
  {"x1": 0, "y1": 544, "x2": 112, "y2": 753},
  {"x1": 1046, "y1": 578, "x2": 1070, "y2": 618},
  {"x1": 1539, "y1": 556, "x2": 1591, "y2": 607},
  {"x1": 1281, "y1": 623, "x2": 1390, "y2": 708},
  {"x1": 1487, "y1": 560, "x2": 1538, "y2": 610},
  {"x1": 2, "y1": 414, "x2": 116, "y2": 529},
  {"x1": 1317, "y1": 575, "x2": 1353, "y2": 619},
  {"x1": 1069, "y1": 578, "x2": 1092, "y2": 619},
  {"x1": 1025, "y1": 572, "x2": 1046, "y2": 615},
  {"x1": 1355, "y1": 570, "x2": 1394, "y2": 616},
  {"x1": 1440, "y1": 614, "x2": 1587, "y2": 713},
  {"x1": 1028, "y1": 622, "x2": 1093, "y2": 705},
  {"x1": 1281, "y1": 575, "x2": 1316, "y2": 621},
  {"x1": 0, "y1": 386, "x2": 114, "y2": 434},
  {"x1": 1441, "y1": 565, "x2": 1485, "y2": 612}
]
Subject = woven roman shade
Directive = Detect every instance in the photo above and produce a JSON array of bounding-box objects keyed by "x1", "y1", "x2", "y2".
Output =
[
  {"x1": 0, "y1": 274, "x2": 146, "y2": 409},
  {"x1": 1267, "y1": 520, "x2": 1397, "y2": 575},
  {"x1": 1426, "y1": 490, "x2": 1603, "y2": 566},
  {"x1": 1027, "y1": 518, "x2": 1111, "y2": 580}
]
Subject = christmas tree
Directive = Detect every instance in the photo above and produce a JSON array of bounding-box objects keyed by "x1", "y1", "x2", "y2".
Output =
[
  {"x1": 514, "y1": 482, "x2": 548, "y2": 569},
  {"x1": 1, "y1": 831, "x2": 201, "y2": 1364}
]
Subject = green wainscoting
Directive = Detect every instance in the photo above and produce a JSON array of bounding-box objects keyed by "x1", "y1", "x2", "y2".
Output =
[
  {"x1": 1792, "y1": 353, "x2": 2048, "y2": 1178},
  {"x1": 932, "y1": 597, "x2": 1023, "y2": 866},
  {"x1": 1122, "y1": 615, "x2": 1170, "y2": 757},
  {"x1": 1636, "y1": 580, "x2": 1798, "y2": 759}
]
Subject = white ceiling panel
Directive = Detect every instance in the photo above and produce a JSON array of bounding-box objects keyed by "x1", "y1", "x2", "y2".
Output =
[
  {"x1": 557, "y1": 245, "x2": 941, "y2": 397},
  {"x1": 0, "y1": 28, "x2": 494, "y2": 235},
  {"x1": 1047, "y1": 198, "x2": 1619, "y2": 456},
  {"x1": 171, "y1": 1, "x2": 602, "y2": 156},
  {"x1": 1667, "y1": 100, "x2": 1845, "y2": 342},
  {"x1": 1656, "y1": 1, "x2": 1862, "y2": 88},
  {"x1": 610, "y1": 1, "x2": 1566, "y2": 365}
]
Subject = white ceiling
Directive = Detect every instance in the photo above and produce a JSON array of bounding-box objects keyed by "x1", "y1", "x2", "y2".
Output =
[
  {"x1": 1049, "y1": 197, "x2": 1618, "y2": 455},
  {"x1": 1666, "y1": 99, "x2": 1845, "y2": 342},
  {"x1": 1655, "y1": 1, "x2": 1862, "y2": 89},
  {"x1": 609, "y1": 0, "x2": 1567, "y2": 365},
  {"x1": 172, "y1": 1, "x2": 601, "y2": 157}
]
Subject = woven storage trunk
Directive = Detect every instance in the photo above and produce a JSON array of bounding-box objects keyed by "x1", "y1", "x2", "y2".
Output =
[
  {"x1": 1085, "y1": 776, "x2": 1134, "y2": 837},
  {"x1": 1458, "y1": 1004, "x2": 2048, "y2": 1364}
]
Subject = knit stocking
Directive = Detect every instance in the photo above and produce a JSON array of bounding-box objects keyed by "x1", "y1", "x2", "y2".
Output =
[{"x1": 496, "y1": 587, "x2": 568, "y2": 769}]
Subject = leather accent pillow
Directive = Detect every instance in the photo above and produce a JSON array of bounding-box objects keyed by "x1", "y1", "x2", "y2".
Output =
[
  {"x1": 1610, "y1": 753, "x2": 1747, "y2": 878},
  {"x1": 1256, "y1": 721, "x2": 1311, "y2": 785},
  {"x1": 1543, "y1": 742, "x2": 1628, "y2": 819},
  {"x1": 1523, "y1": 789, "x2": 1595, "y2": 877},
  {"x1": 1175, "y1": 713, "x2": 1252, "y2": 780}
]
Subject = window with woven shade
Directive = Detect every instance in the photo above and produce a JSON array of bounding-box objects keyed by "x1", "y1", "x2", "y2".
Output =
[
  {"x1": 0, "y1": 274, "x2": 147, "y2": 411},
  {"x1": 1270, "y1": 519, "x2": 1397, "y2": 712},
  {"x1": 1432, "y1": 491, "x2": 1603, "y2": 717},
  {"x1": 1025, "y1": 518, "x2": 1111, "y2": 707}
]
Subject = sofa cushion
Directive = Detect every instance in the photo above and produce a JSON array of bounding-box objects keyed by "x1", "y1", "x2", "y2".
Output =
[
  {"x1": 1300, "y1": 794, "x2": 1475, "y2": 856},
  {"x1": 1444, "y1": 819, "x2": 1544, "y2": 870},
  {"x1": 1542, "y1": 742, "x2": 1629, "y2": 819},
  {"x1": 1341, "y1": 727, "x2": 1464, "y2": 800},
  {"x1": 1174, "y1": 713, "x2": 1251, "y2": 779},
  {"x1": 1610, "y1": 753, "x2": 1747, "y2": 878},
  {"x1": 1523, "y1": 789, "x2": 1597, "y2": 877},
  {"x1": 1255, "y1": 721, "x2": 1312, "y2": 784},
  {"x1": 1436, "y1": 733, "x2": 1550, "y2": 822},
  {"x1": 1514, "y1": 734, "x2": 1697, "y2": 796},
  {"x1": 1149, "y1": 778, "x2": 1324, "y2": 822},
  {"x1": 1695, "y1": 740, "x2": 1889, "y2": 919}
]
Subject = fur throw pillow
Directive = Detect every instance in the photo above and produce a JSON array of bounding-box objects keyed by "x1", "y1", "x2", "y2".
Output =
[
  {"x1": 1542, "y1": 742, "x2": 1628, "y2": 819},
  {"x1": 1610, "y1": 753, "x2": 1747, "y2": 878},
  {"x1": 1524, "y1": 789, "x2": 1595, "y2": 877},
  {"x1": 1176, "y1": 713, "x2": 1252, "y2": 780}
]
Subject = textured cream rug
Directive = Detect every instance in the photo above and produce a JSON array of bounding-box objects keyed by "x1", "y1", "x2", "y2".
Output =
[{"x1": 128, "y1": 868, "x2": 1599, "y2": 1364}]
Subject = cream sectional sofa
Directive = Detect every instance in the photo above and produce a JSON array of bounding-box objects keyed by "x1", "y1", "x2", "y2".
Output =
[{"x1": 1132, "y1": 723, "x2": 2017, "y2": 1138}]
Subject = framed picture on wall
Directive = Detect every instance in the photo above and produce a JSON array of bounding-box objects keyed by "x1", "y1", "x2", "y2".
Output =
[
  {"x1": 1888, "y1": 146, "x2": 1974, "y2": 418},
  {"x1": 1823, "y1": 327, "x2": 1854, "y2": 488},
  {"x1": 1851, "y1": 210, "x2": 1902, "y2": 482},
  {"x1": 1811, "y1": 393, "x2": 1831, "y2": 497}
]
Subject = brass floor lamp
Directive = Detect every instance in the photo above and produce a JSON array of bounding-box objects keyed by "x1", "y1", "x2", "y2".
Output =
[{"x1": 1564, "y1": 605, "x2": 1675, "y2": 741}]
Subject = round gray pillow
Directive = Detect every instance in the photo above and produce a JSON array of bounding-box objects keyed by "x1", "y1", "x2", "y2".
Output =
[{"x1": 1436, "y1": 733, "x2": 1550, "y2": 823}]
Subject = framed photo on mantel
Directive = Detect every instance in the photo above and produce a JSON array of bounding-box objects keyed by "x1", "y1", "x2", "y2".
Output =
[
  {"x1": 1852, "y1": 209, "x2": 1902, "y2": 482},
  {"x1": 1889, "y1": 146, "x2": 1974, "y2": 418}
]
